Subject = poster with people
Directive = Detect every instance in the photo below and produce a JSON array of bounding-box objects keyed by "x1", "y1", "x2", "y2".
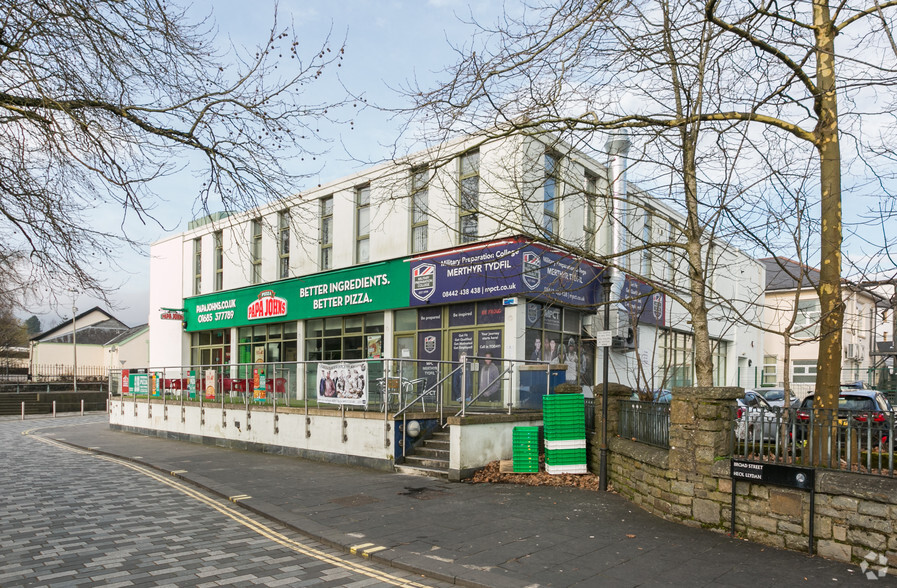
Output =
[{"x1": 316, "y1": 362, "x2": 368, "y2": 406}]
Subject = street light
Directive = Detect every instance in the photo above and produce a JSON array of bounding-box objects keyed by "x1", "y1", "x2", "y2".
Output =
[{"x1": 71, "y1": 296, "x2": 78, "y2": 394}]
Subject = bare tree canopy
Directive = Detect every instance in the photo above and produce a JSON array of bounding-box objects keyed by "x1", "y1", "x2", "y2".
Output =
[
  {"x1": 0, "y1": 0, "x2": 352, "y2": 307},
  {"x1": 404, "y1": 0, "x2": 897, "y2": 409}
]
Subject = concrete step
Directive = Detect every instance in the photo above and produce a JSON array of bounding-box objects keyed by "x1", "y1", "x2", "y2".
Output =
[
  {"x1": 414, "y1": 447, "x2": 449, "y2": 460},
  {"x1": 402, "y1": 455, "x2": 449, "y2": 470},
  {"x1": 394, "y1": 463, "x2": 449, "y2": 479}
]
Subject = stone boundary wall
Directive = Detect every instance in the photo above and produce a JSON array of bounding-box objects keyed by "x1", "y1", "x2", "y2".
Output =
[{"x1": 590, "y1": 385, "x2": 896, "y2": 573}]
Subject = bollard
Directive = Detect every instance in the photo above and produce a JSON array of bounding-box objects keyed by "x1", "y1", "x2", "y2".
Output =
[
  {"x1": 81, "y1": 399, "x2": 84, "y2": 416},
  {"x1": 21, "y1": 401, "x2": 24, "y2": 421},
  {"x1": 53, "y1": 400, "x2": 56, "y2": 418}
]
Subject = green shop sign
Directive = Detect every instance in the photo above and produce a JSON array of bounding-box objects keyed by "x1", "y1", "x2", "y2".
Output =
[{"x1": 184, "y1": 259, "x2": 410, "y2": 332}]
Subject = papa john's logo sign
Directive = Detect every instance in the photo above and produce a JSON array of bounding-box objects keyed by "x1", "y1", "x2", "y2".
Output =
[
  {"x1": 411, "y1": 263, "x2": 436, "y2": 302},
  {"x1": 247, "y1": 290, "x2": 288, "y2": 320}
]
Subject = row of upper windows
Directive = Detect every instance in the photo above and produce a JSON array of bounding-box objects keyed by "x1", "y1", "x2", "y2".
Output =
[{"x1": 191, "y1": 150, "x2": 676, "y2": 295}]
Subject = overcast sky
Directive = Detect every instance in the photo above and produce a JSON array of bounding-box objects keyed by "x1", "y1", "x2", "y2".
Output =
[{"x1": 32, "y1": 0, "x2": 502, "y2": 330}]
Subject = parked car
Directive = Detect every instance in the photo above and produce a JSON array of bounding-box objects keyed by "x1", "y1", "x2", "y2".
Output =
[
  {"x1": 793, "y1": 390, "x2": 894, "y2": 447},
  {"x1": 629, "y1": 389, "x2": 673, "y2": 403},
  {"x1": 735, "y1": 390, "x2": 778, "y2": 441},
  {"x1": 752, "y1": 388, "x2": 799, "y2": 408}
]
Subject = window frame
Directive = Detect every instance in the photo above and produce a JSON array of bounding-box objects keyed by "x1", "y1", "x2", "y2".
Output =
[
  {"x1": 278, "y1": 209, "x2": 290, "y2": 279},
  {"x1": 355, "y1": 185, "x2": 371, "y2": 263},
  {"x1": 193, "y1": 237, "x2": 202, "y2": 295},
  {"x1": 411, "y1": 166, "x2": 429, "y2": 253},
  {"x1": 213, "y1": 231, "x2": 223, "y2": 292},
  {"x1": 320, "y1": 196, "x2": 333, "y2": 270},
  {"x1": 543, "y1": 152, "x2": 560, "y2": 240},
  {"x1": 584, "y1": 173, "x2": 598, "y2": 251},
  {"x1": 250, "y1": 218, "x2": 262, "y2": 284},
  {"x1": 458, "y1": 150, "x2": 480, "y2": 244}
]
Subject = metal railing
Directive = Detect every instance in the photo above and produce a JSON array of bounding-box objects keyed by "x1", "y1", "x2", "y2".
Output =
[
  {"x1": 619, "y1": 399, "x2": 671, "y2": 449},
  {"x1": 108, "y1": 356, "x2": 580, "y2": 421},
  {"x1": 30, "y1": 364, "x2": 109, "y2": 382},
  {"x1": 731, "y1": 406, "x2": 895, "y2": 477}
]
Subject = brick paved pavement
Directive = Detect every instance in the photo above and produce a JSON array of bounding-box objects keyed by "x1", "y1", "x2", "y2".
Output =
[
  {"x1": 0, "y1": 415, "x2": 448, "y2": 587},
  {"x1": 9, "y1": 415, "x2": 895, "y2": 587}
]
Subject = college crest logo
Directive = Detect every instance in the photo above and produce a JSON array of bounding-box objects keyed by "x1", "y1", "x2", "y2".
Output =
[
  {"x1": 247, "y1": 290, "x2": 288, "y2": 320},
  {"x1": 652, "y1": 293, "x2": 664, "y2": 322},
  {"x1": 522, "y1": 251, "x2": 541, "y2": 290},
  {"x1": 424, "y1": 335, "x2": 437, "y2": 354},
  {"x1": 527, "y1": 303, "x2": 541, "y2": 326},
  {"x1": 412, "y1": 263, "x2": 436, "y2": 301}
]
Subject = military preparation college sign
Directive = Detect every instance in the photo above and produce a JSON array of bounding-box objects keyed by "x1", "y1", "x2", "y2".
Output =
[{"x1": 409, "y1": 238, "x2": 603, "y2": 308}]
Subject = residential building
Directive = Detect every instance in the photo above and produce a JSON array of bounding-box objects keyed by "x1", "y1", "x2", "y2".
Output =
[
  {"x1": 30, "y1": 307, "x2": 148, "y2": 381},
  {"x1": 759, "y1": 257, "x2": 890, "y2": 395}
]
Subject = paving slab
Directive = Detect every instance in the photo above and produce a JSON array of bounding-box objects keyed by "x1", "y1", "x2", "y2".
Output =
[{"x1": 33, "y1": 418, "x2": 891, "y2": 587}]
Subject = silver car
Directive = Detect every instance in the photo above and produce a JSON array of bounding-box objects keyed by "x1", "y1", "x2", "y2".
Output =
[
  {"x1": 754, "y1": 388, "x2": 798, "y2": 408},
  {"x1": 735, "y1": 391, "x2": 778, "y2": 441}
]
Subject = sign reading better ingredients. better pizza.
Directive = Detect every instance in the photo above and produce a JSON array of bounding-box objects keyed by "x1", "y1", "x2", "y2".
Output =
[{"x1": 184, "y1": 260, "x2": 410, "y2": 331}]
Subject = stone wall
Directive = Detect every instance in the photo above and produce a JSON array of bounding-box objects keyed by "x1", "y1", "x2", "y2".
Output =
[{"x1": 589, "y1": 386, "x2": 897, "y2": 574}]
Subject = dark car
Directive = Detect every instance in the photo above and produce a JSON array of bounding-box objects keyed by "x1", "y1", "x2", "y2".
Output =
[
  {"x1": 794, "y1": 390, "x2": 894, "y2": 447},
  {"x1": 753, "y1": 388, "x2": 799, "y2": 408}
]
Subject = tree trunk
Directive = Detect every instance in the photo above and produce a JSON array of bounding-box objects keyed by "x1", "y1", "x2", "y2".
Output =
[{"x1": 813, "y1": 0, "x2": 843, "y2": 412}]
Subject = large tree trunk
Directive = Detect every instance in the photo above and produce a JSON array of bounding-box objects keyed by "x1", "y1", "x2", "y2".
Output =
[{"x1": 813, "y1": 0, "x2": 843, "y2": 412}]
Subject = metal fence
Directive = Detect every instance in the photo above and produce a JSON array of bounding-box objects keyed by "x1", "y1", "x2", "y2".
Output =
[
  {"x1": 619, "y1": 400, "x2": 671, "y2": 449},
  {"x1": 731, "y1": 406, "x2": 895, "y2": 477},
  {"x1": 30, "y1": 364, "x2": 109, "y2": 382},
  {"x1": 109, "y1": 356, "x2": 579, "y2": 422}
]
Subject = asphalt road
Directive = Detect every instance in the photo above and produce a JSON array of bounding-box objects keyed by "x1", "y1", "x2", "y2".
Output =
[{"x1": 0, "y1": 414, "x2": 449, "y2": 587}]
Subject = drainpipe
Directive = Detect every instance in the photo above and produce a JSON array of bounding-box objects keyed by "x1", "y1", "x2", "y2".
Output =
[{"x1": 605, "y1": 131, "x2": 632, "y2": 330}]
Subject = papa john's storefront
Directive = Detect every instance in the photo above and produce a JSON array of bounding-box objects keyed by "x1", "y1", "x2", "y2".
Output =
[{"x1": 180, "y1": 237, "x2": 609, "y2": 407}]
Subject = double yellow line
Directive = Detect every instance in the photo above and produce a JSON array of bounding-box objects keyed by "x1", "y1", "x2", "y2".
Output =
[{"x1": 28, "y1": 433, "x2": 433, "y2": 588}]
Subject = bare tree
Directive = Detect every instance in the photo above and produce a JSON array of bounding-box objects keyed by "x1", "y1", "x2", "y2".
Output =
[
  {"x1": 401, "y1": 0, "x2": 786, "y2": 388},
  {"x1": 0, "y1": 0, "x2": 354, "y2": 307}
]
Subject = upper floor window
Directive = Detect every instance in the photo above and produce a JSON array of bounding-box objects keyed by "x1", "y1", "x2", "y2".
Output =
[
  {"x1": 795, "y1": 299, "x2": 820, "y2": 338},
  {"x1": 584, "y1": 174, "x2": 598, "y2": 251},
  {"x1": 411, "y1": 166, "x2": 429, "y2": 253},
  {"x1": 278, "y1": 209, "x2": 290, "y2": 279},
  {"x1": 213, "y1": 231, "x2": 223, "y2": 292},
  {"x1": 641, "y1": 210, "x2": 653, "y2": 276},
  {"x1": 356, "y1": 185, "x2": 371, "y2": 263},
  {"x1": 543, "y1": 153, "x2": 559, "y2": 240},
  {"x1": 320, "y1": 196, "x2": 333, "y2": 270},
  {"x1": 250, "y1": 218, "x2": 262, "y2": 284},
  {"x1": 459, "y1": 150, "x2": 479, "y2": 244},
  {"x1": 193, "y1": 237, "x2": 202, "y2": 295}
]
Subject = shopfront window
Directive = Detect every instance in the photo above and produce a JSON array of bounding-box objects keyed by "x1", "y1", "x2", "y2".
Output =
[
  {"x1": 236, "y1": 323, "x2": 298, "y2": 387},
  {"x1": 305, "y1": 313, "x2": 385, "y2": 399},
  {"x1": 190, "y1": 329, "x2": 232, "y2": 367},
  {"x1": 523, "y1": 302, "x2": 589, "y2": 385}
]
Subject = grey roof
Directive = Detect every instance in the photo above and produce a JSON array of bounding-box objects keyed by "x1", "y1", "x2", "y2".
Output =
[
  {"x1": 104, "y1": 324, "x2": 149, "y2": 346},
  {"x1": 33, "y1": 307, "x2": 132, "y2": 346},
  {"x1": 760, "y1": 257, "x2": 820, "y2": 291}
]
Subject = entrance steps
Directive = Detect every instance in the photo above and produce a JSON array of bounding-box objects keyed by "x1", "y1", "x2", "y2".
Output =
[{"x1": 395, "y1": 429, "x2": 450, "y2": 479}]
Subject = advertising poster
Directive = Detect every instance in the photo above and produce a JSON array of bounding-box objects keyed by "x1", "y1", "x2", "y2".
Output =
[
  {"x1": 121, "y1": 369, "x2": 129, "y2": 395},
  {"x1": 133, "y1": 373, "x2": 149, "y2": 396},
  {"x1": 151, "y1": 372, "x2": 162, "y2": 397},
  {"x1": 316, "y1": 361, "x2": 368, "y2": 406},
  {"x1": 204, "y1": 369, "x2": 216, "y2": 400},
  {"x1": 450, "y1": 331, "x2": 475, "y2": 401},
  {"x1": 417, "y1": 330, "x2": 442, "y2": 389},
  {"x1": 409, "y1": 239, "x2": 603, "y2": 309},
  {"x1": 253, "y1": 368, "x2": 267, "y2": 400},
  {"x1": 477, "y1": 329, "x2": 503, "y2": 399},
  {"x1": 366, "y1": 334, "x2": 382, "y2": 359},
  {"x1": 188, "y1": 370, "x2": 196, "y2": 400},
  {"x1": 622, "y1": 276, "x2": 666, "y2": 327}
]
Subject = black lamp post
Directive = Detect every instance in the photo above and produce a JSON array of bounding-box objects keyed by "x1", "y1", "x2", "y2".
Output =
[{"x1": 599, "y1": 269, "x2": 612, "y2": 491}]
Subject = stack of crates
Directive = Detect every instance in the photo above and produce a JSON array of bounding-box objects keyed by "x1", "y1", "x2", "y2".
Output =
[
  {"x1": 542, "y1": 393, "x2": 587, "y2": 474},
  {"x1": 512, "y1": 426, "x2": 540, "y2": 473}
]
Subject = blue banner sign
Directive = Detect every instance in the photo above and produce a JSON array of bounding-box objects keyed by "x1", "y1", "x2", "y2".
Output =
[
  {"x1": 622, "y1": 276, "x2": 666, "y2": 327},
  {"x1": 409, "y1": 239, "x2": 603, "y2": 308}
]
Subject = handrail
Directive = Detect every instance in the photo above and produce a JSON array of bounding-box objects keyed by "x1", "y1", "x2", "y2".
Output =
[
  {"x1": 453, "y1": 363, "x2": 514, "y2": 419},
  {"x1": 393, "y1": 366, "x2": 460, "y2": 421}
]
